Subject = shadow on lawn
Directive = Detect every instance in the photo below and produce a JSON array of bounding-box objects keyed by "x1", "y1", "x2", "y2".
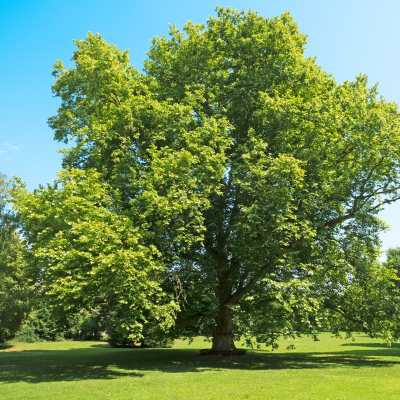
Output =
[
  {"x1": 0, "y1": 343, "x2": 145, "y2": 384},
  {"x1": 338, "y1": 342, "x2": 400, "y2": 357},
  {"x1": 341, "y1": 342, "x2": 400, "y2": 349},
  {"x1": 1, "y1": 343, "x2": 400, "y2": 384}
]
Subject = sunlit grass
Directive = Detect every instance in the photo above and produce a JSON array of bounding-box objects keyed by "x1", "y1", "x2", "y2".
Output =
[{"x1": 1, "y1": 334, "x2": 400, "y2": 399}]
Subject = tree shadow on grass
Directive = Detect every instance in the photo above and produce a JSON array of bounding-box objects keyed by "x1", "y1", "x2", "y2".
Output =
[
  {"x1": 0, "y1": 344, "x2": 145, "y2": 384},
  {"x1": 340, "y1": 342, "x2": 400, "y2": 349},
  {"x1": 338, "y1": 342, "x2": 400, "y2": 357},
  {"x1": 1, "y1": 343, "x2": 400, "y2": 384}
]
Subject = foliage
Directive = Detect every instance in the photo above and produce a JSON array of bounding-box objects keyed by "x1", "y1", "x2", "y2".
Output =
[
  {"x1": 11, "y1": 7, "x2": 400, "y2": 349},
  {"x1": 105, "y1": 308, "x2": 174, "y2": 348},
  {"x1": 386, "y1": 246, "x2": 400, "y2": 281},
  {"x1": 12, "y1": 170, "x2": 181, "y2": 341},
  {"x1": 0, "y1": 172, "x2": 31, "y2": 343},
  {"x1": 13, "y1": 297, "x2": 84, "y2": 342},
  {"x1": 77, "y1": 308, "x2": 106, "y2": 340}
]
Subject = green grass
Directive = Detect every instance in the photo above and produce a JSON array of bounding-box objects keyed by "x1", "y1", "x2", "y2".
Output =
[{"x1": 1, "y1": 334, "x2": 400, "y2": 399}]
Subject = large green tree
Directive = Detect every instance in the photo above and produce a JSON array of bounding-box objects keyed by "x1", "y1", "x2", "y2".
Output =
[{"x1": 12, "y1": 8, "x2": 400, "y2": 350}]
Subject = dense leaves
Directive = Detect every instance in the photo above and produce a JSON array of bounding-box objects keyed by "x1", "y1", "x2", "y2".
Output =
[
  {"x1": 385, "y1": 246, "x2": 400, "y2": 289},
  {"x1": 11, "y1": 7, "x2": 400, "y2": 349},
  {"x1": 12, "y1": 170, "x2": 180, "y2": 340},
  {"x1": 0, "y1": 172, "x2": 31, "y2": 342},
  {"x1": 14, "y1": 299, "x2": 84, "y2": 342}
]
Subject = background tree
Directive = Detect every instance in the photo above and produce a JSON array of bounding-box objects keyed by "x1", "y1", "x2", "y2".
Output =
[
  {"x1": 12, "y1": 7, "x2": 400, "y2": 351},
  {"x1": 14, "y1": 298, "x2": 109, "y2": 342},
  {"x1": 0, "y1": 172, "x2": 31, "y2": 343},
  {"x1": 385, "y1": 246, "x2": 400, "y2": 287},
  {"x1": 14, "y1": 298, "x2": 85, "y2": 342}
]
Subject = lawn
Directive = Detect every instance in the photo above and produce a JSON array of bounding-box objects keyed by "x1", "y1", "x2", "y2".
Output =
[{"x1": 1, "y1": 334, "x2": 400, "y2": 399}]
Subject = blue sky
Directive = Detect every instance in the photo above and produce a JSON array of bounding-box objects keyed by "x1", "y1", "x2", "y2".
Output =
[{"x1": 1, "y1": 0, "x2": 399, "y2": 256}]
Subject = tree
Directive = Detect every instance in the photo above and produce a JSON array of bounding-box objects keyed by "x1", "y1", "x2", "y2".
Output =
[
  {"x1": 14, "y1": 298, "x2": 104, "y2": 342},
  {"x1": 14, "y1": 298, "x2": 84, "y2": 342},
  {"x1": 385, "y1": 247, "x2": 400, "y2": 287},
  {"x1": 0, "y1": 172, "x2": 30, "y2": 342},
  {"x1": 386, "y1": 247, "x2": 400, "y2": 270},
  {"x1": 11, "y1": 7, "x2": 400, "y2": 351}
]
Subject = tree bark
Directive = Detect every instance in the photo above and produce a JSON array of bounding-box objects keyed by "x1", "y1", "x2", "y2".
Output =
[{"x1": 211, "y1": 305, "x2": 236, "y2": 351}]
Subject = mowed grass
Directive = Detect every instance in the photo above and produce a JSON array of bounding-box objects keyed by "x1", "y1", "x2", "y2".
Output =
[{"x1": 1, "y1": 334, "x2": 400, "y2": 399}]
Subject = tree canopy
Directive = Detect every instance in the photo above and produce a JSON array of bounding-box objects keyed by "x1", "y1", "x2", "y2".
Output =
[{"x1": 11, "y1": 7, "x2": 400, "y2": 350}]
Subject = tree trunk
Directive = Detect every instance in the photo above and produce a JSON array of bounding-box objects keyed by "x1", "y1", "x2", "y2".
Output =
[{"x1": 212, "y1": 305, "x2": 236, "y2": 351}]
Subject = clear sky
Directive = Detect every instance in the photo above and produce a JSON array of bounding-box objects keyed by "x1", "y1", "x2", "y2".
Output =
[{"x1": 1, "y1": 0, "x2": 399, "y2": 257}]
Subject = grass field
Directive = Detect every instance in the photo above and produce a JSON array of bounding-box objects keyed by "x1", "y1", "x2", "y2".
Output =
[{"x1": 1, "y1": 334, "x2": 400, "y2": 399}]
